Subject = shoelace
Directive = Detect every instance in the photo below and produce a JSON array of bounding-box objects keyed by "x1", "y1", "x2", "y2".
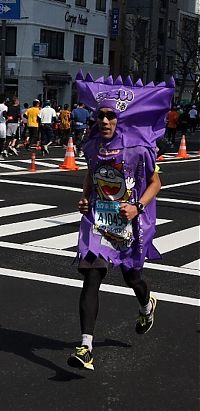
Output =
[{"x1": 76, "y1": 346, "x2": 89, "y2": 355}]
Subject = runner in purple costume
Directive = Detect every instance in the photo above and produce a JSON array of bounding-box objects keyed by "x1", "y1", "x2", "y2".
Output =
[{"x1": 67, "y1": 72, "x2": 175, "y2": 370}]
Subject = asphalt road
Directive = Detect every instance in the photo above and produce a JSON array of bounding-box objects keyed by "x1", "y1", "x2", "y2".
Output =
[{"x1": 0, "y1": 135, "x2": 199, "y2": 411}]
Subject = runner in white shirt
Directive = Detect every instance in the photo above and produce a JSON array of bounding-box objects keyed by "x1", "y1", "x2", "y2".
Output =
[
  {"x1": 188, "y1": 105, "x2": 198, "y2": 132},
  {"x1": 37, "y1": 100, "x2": 56, "y2": 155},
  {"x1": 0, "y1": 95, "x2": 8, "y2": 160}
]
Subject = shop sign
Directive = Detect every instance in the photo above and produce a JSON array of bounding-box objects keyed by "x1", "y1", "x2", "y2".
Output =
[
  {"x1": 65, "y1": 11, "x2": 88, "y2": 28},
  {"x1": 111, "y1": 8, "x2": 119, "y2": 37}
]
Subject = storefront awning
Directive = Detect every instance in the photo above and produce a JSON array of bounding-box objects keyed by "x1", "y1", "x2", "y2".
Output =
[{"x1": 44, "y1": 73, "x2": 72, "y2": 83}]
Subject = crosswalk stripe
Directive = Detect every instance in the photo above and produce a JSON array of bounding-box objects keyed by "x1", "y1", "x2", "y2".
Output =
[
  {"x1": 154, "y1": 226, "x2": 199, "y2": 254},
  {"x1": 156, "y1": 218, "x2": 172, "y2": 225},
  {"x1": 27, "y1": 232, "x2": 79, "y2": 249},
  {"x1": 182, "y1": 259, "x2": 200, "y2": 270},
  {"x1": 25, "y1": 218, "x2": 171, "y2": 249},
  {"x1": 0, "y1": 203, "x2": 56, "y2": 217},
  {"x1": 20, "y1": 160, "x2": 59, "y2": 168},
  {"x1": 0, "y1": 163, "x2": 24, "y2": 170},
  {"x1": 0, "y1": 266, "x2": 198, "y2": 306},
  {"x1": 0, "y1": 240, "x2": 199, "y2": 277},
  {"x1": 0, "y1": 212, "x2": 81, "y2": 237}
]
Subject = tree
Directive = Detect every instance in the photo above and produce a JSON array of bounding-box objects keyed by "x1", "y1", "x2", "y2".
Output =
[
  {"x1": 171, "y1": 15, "x2": 199, "y2": 103},
  {"x1": 123, "y1": 10, "x2": 157, "y2": 83}
]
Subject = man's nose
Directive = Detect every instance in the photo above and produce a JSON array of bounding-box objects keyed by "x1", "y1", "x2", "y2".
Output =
[{"x1": 102, "y1": 115, "x2": 109, "y2": 123}]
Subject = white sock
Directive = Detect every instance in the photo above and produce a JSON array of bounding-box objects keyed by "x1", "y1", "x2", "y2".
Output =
[
  {"x1": 139, "y1": 300, "x2": 152, "y2": 316},
  {"x1": 81, "y1": 334, "x2": 93, "y2": 352}
]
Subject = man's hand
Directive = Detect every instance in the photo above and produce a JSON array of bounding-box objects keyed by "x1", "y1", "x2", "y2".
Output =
[
  {"x1": 78, "y1": 198, "x2": 89, "y2": 215},
  {"x1": 120, "y1": 203, "x2": 138, "y2": 221}
]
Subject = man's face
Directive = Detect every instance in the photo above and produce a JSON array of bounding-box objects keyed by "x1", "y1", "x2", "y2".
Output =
[{"x1": 97, "y1": 108, "x2": 117, "y2": 139}]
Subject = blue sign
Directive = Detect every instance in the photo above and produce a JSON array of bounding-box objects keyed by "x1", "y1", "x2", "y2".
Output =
[
  {"x1": 0, "y1": 0, "x2": 20, "y2": 20},
  {"x1": 111, "y1": 8, "x2": 119, "y2": 37}
]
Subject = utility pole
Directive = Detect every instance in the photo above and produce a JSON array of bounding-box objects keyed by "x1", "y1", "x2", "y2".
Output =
[{"x1": 1, "y1": 19, "x2": 6, "y2": 94}]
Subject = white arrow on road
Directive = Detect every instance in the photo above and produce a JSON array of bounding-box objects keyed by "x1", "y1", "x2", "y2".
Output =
[{"x1": 0, "y1": 5, "x2": 11, "y2": 14}]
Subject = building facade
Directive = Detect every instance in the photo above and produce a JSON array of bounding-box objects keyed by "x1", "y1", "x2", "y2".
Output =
[{"x1": 0, "y1": 0, "x2": 112, "y2": 105}]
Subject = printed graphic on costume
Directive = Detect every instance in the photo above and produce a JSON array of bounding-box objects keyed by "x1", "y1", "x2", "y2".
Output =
[
  {"x1": 93, "y1": 163, "x2": 135, "y2": 202},
  {"x1": 93, "y1": 162, "x2": 135, "y2": 241},
  {"x1": 95, "y1": 88, "x2": 134, "y2": 112}
]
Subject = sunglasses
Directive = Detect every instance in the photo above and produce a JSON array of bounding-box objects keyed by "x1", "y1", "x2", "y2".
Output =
[{"x1": 97, "y1": 110, "x2": 117, "y2": 120}]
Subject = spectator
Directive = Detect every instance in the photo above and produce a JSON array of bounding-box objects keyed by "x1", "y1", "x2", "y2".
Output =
[
  {"x1": 37, "y1": 100, "x2": 56, "y2": 155},
  {"x1": 71, "y1": 102, "x2": 90, "y2": 157}
]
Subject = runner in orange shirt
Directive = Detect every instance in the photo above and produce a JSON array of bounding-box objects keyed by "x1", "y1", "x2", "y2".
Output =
[{"x1": 166, "y1": 106, "x2": 179, "y2": 148}]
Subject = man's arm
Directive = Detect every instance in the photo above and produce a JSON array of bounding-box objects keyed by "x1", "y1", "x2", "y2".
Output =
[
  {"x1": 120, "y1": 172, "x2": 161, "y2": 221},
  {"x1": 78, "y1": 169, "x2": 93, "y2": 214}
]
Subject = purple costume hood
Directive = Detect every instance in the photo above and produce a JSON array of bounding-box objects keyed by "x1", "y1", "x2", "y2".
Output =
[{"x1": 75, "y1": 70, "x2": 175, "y2": 147}]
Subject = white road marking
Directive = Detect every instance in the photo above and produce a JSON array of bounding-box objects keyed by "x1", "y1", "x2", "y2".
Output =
[
  {"x1": 144, "y1": 262, "x2": 200, "y2": 276},
  {"x1": 154, "y1": 226, "x2": 200, "y2": 254},
  {"x1": 156, "y1": 218, "x2": 172, "y2": 225},
  {"x1": 25, "y1": 218, "x2": 170, "y2": 249},
  {"x1": 20, "y1": 160, "x2": 59, "y2": 168},
  {"x1": 0, "y1": 178, "x2": 199, "y2": 195},
  {"x1": 0, "y1": 267, "x2": 198, "y2": 306},
  {"x1": 157, "y1": 197, "x2": 200, "y2": 206},
  {"x1": 27, "y1": 232, "x2": 79, "y2": 249},
  {"x1": 0, "y1": 203, "x2": 56, "y2": 217},
  {"x1": 157, "y1": 158, "x2": 200, "y2": 165},
  {"x1": 0, "y1": 163, "x2": 24, "y2": 170},
  {"x1": 161, "y1": 180, "x2": 200, "y2": 189},
  {"x1": 182, "y1": 259, "x2": 200, "y2": 270},
  {"x1": 0, "y1": 240, "x2": 199, "y2": 277},
  {"x1": 0, "y1": 241, "x2": 77, "y2": 257},
  {"x1": 0, "y1": 179, "x2": 83, "y2": 192},
  {"x1": 0, "y1": 212, "x2": 81, "y2": 237}
]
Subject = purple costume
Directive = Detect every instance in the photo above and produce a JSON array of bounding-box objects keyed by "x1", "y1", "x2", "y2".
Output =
[{"x1": 75, "y1": 71, "x2": 175, "y2": 271}]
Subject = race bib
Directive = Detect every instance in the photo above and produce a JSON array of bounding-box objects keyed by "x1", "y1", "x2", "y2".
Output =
[{"x1": 94, "y1": 200, "x2": 133, "y2": 240}]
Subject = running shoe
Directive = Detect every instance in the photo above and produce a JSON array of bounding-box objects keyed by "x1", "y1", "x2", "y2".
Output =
[
  {"x1": 78, "y1": 151, "x2": 84, "y2": 158},
  {"x1": 43, "y1": 145, "x2": 49, "y2": 154},
  {"x1": 9, "y1": 146, "x2": 18, "y2": 156},
  {"x1": 67, "y1": 345, "x2": 94, "y2": 370},
  {"x1": 135, "y1": 295, "x2": 157, "y2": 335}
]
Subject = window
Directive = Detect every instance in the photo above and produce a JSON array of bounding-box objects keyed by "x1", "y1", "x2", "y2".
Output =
[
  {"x1": 160, "y1": 0, "x2": 167, "y2": 8},
  {"x1": 96, "y1": 0, "x2": 106, "y2": 12},
  {"x1": 0, "y1": 27, "x2": 17, "y2": 56},
  {"x1": 75, "y1": 0, "x2": 86, "y2": 7},
  {"x1": 40, "y1": 29, "x2": 64, "y2": 59},
  {"x1": 93, "y1": 38, "x2": 104, "y2": 64},
  {"x1": 168, "y1": 20, "x2": 175, "y2": 39},
  {"x1": 167, "y1": 56, "x2": 174, "y2": 73},
  {"x1": 158, "y1": 18, "x2": 164, "y2": 45},
  {"x1": 73, "y1": 35, "x2": 84, "y2": 62}
]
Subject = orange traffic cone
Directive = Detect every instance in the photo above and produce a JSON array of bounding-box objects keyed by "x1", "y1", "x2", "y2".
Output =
[
  {"x1": 59, "y1": 136, "x2": 79, "y2": 171},
  {"x1": 29, "y1": 152, "x2": 36, "y2": 172},
  {"x1": 157, "y1": 155, "x2": 165, "y2": 161},
  {"x1": 176, "y1": 135, "x2": 190, "y2": 159}
]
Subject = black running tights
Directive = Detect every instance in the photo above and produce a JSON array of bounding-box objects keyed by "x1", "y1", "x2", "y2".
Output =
[{"x1": 79, "y1": 267, "x2": 150, "y2": 335}]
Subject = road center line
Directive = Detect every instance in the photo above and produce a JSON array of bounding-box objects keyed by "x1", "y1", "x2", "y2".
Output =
[{"x1": 0, "y1": 267, "x2": 198, "y2": 307}]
